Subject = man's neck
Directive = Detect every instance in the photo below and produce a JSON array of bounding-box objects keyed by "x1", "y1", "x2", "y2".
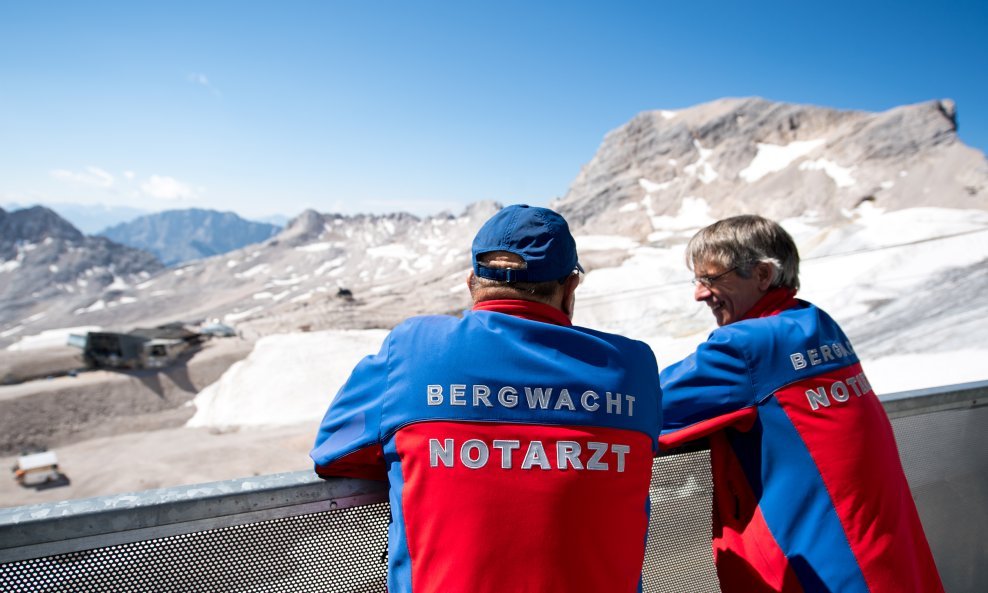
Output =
[
  {"x1": 739, "y1": 287, "x2": 798, "y2": 321},
  {"x1": 472, "y1": 299, "x2": 572, "y2": 326}
]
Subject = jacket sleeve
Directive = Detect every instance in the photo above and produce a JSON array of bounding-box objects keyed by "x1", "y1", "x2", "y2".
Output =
[
  {"x1": 658, "y1": 329, "x2": 758, "y2": 450},
  {"x1": 310, "y1": 335, "x2": 390, "y2": 481}
]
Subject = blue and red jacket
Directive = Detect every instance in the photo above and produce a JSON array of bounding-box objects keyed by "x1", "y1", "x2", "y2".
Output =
[
  {"x1": 311, "y1": 299, "x2": 662, "y2": 593},
  {"x1": 659, "y1": 289, "x2": 943, "y2": 593}
]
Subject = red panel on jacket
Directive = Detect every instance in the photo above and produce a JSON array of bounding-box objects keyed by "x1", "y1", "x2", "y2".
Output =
[{"x1": 395, "y1": 421, "x2": 653, "y2": 593}]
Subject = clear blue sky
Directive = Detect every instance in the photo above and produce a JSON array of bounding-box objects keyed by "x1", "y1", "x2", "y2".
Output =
[{"x1": 2, "y1": 1, "x2": 985, "y2": 221}]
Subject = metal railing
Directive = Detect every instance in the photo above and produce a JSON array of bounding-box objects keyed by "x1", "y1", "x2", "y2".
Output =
[{"x1": 1, "y1": 380, "x2": 986, "y2": 592}]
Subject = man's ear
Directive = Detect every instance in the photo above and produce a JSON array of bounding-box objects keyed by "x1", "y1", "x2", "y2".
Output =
[
  {"x1": 561, "y1": 274, "x2": 580, "y2": 319},
  {"x1": 466, "y1": 271, "x2": 476, "y2": 296},
  {"x1": 754, "y1": 262, "x2": 774, "y2": 291}
]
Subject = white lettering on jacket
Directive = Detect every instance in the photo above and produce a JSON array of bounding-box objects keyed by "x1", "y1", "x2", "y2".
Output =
[
  {"x1": 804, "y1": 371, "x2": 873, "y2": 411},
  {"x1": 429, "y1": 438, "x2": 632, "y2": 472},
  {"x1": 790, "y1": 340, "x2": 855, "y2": 370},
  {"x1": 427, "y1": 384, "x2": 637, "y2": 417}
]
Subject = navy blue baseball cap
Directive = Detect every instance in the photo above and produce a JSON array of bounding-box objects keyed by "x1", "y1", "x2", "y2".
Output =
[{"x1": 472, "y1": 204, "x2": 583, "y2": 283}]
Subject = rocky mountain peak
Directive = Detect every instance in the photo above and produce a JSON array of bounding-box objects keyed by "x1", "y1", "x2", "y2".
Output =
[
  {"x1": 936, "y1": 99, "x2": 957, "y2": 130},
  {"x1": 0, "y1": 206, "x2": 85, "y2": 246},
  {"x1": 0, "y1": 208, "x2": 163, "y2": 340},
  {"x1": 278, "y1": 208, "x2": 327, "y2": 245},
  {"x1": 555, "y1": 98, "x2": 986, "y2": 235},
  {"x1": 99, "y1": 208, "x2": 280, "y2": 266}
]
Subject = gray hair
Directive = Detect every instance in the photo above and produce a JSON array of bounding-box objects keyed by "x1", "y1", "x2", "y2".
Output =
[
  {"x1": 685, "y1": 215, "x2": 800, "y2": 290},
  {"x1": 469, "y1": 251, "x2": 565, "y2": 304}
]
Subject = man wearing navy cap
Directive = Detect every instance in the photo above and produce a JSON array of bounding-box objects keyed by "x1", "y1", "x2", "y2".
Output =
[{"x1": 312, "y1": 204, "x2": 662, "y2": 593}]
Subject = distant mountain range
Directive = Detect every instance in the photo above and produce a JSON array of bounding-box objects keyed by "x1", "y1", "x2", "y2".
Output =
[
  {"x1": 1, "y1": 97, "x2": 986, "y2": 350},
  {"x1": 99, "y1": 209, "x2": 281, "y2": 266},
  {"x1": 1, "y1": 202, "x2": 151, "y2": 235}
]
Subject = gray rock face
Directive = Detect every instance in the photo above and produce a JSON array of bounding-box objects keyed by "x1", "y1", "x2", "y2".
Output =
[
  {"x1": 0, "y1": 207, "x2": 164, "y2": 338},
  {"x1": 277, "y1": 209, "x2": 326, "y2": 246},
  {"x1": 0, "y1": 206, "x2": 84, "y2": 258},
  {"x1": 99, "y1": 208, "x2": 281, "y2": 266},
  {"x1": 554, "y1": 97, "x2": 986, "y2": 236}
]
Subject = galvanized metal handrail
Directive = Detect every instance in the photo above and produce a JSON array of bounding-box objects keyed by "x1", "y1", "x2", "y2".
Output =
[
  {"x1": 0, "y1": 472, "x2": 385, "y2": 564},
  {"x1": 881, "y1": 379, "x2": 986, "y2": 418},
  {"x1": 1, "y1": 379, "x2": 985, "y2": 567}
]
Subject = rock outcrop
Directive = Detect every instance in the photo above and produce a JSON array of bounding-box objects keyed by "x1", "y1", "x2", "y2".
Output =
[{"x1": 554, "y1": 98, "x2": 986, "y2": 236}]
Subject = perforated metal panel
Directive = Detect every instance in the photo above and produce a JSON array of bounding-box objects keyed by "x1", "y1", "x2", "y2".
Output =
[
  {"x1": 890, "y1": 405, "x2": 988, "y2": 593},
  {"x1": 0, "y1": 502, "x2": 390, "y2": 593},
  {"x1": 637, "y1": 405, "x2": 988, "y2": 593},
  {"x1": 1, "y1": 397, "x2": 985, "y2": 593},
  {"x1": 642, "y1": 450, "x2": 718, "y2": 592}
]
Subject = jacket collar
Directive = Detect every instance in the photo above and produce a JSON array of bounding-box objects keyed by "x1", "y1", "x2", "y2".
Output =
[
  {"x1": 740, "y1": 287, "x2": 798, "y2": 321},
  {"x1": 471, "y1": 299, "x2": 572, "y2": 326}
]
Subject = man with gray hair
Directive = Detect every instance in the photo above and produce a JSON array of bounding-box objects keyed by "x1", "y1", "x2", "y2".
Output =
[
  {"x1": 312, "y1": 204, "x2": 662, "y2": 593},
  {"x1": 659, "y1": 215, "x2": 942, "y2": 592}
]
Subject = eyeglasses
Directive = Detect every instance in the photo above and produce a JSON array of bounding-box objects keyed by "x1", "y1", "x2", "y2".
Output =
[{"x1": 691, "y1": 267, "x2": 737, "y2": 288}]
